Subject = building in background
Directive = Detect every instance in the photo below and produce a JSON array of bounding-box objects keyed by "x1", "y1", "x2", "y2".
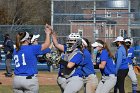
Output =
[{"x1": 51, "y1": 0, "x2": 134, "y2": 46}]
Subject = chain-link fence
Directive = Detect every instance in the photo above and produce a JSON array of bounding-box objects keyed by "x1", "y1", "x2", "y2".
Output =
[
  {"x1": 0, "y1": 0, "x2": 140, "y2": 69},
  {"x1": 132, "y1": 36, "x2": 140, "y2": 65},
  {"x1": 0, "y1": 25, "x2": 46, "y2": 44},
  {"x1": 0, "y1": 25, "x2": 51, "y2": 70},
  {"x1": 52, "y1": 0, "x2": 140, "y2": 64},
  {"x1": 52, "y1": 0, "x2": 131, "y2": 45}
]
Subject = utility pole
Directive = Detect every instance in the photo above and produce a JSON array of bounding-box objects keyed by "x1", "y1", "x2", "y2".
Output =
[
  {"x1": 128, "y1": 0, "x2": 131, "y2": 38},
  {"x1": 93, "y1": 0, "x2": 96, "y2": 42}
]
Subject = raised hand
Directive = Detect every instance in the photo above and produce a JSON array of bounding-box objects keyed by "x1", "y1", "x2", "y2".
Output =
[
  {"x1": 52, "y1": 32, "x2": 57, "y2": 40},
  {"x1": 44, "y1": 24, "x2": 53, "y2": 35}
]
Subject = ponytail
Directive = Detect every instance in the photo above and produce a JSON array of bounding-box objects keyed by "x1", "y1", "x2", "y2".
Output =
[
  {"x1": 16, "y1": 34, "x2": 21, "y2": 51},
  {"x1": 104, "y1": 42, "x2": 114, "y2": 58},
  {"x1": 15, "y1": 32, "x2": 26, "y2": 51},
  {"x1": 83, "y1": 38, "x2": 92, "y2": 53}
]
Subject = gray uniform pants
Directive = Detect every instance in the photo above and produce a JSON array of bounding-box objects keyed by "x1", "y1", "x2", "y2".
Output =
[
  {"x1": 57, "y1": 76, "x2": 83, "y2": 93},
  {"x1": 84, "y1": 74, "x2": 98, "y2": 93},
  {"x1": 13, "y1": 75, "x2": 39, "y2": 93},
  {"x1": 96, "y1": 74, "x2": 117, "y2": 93}
]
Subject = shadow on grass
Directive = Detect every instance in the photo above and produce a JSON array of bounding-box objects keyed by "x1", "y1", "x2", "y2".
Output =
[
  {"x1": 127, "y1": 90, "x2": 140, "y2": 93},
  {"x1": 108, "y1": 90, "x2": 140, "y2": 93}
]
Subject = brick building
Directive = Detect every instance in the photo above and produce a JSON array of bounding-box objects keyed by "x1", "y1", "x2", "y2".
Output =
[
  {"x1": 69, "y1": 1, "x2": 133, "y2": 43},
  {"x1": 52, "y1": 0, "x2": 135, "y2": 45}
]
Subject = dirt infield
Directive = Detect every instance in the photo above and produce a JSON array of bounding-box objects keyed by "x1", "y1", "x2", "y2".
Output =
[
  {"x1": 0, "y1": 70, "x2": 140, "y2": 93},
  {"x1": 0, "y1": 71, "x2": 58, "y2": 85}
]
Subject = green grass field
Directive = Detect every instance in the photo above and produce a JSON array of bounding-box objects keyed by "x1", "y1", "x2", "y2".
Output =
[{"x1": 0, "y1": 72, "x2": 139, "y2": 93}]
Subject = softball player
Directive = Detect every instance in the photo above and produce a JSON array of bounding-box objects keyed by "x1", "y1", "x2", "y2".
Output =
[
  {"x1": 125, "y1": 38, "x2": 138, "y2": 93},
  {"x1": 52, "y1": 32, "x2": 84, "y2": 93},
  {"x1": 82, "y1": 38, "x2": 98, "y2": 93},
  {"x1": 92, "y1": 40, "x2": 117, "y2": 93},
  {"x1": 113, "y1": 36, "x2": 129, "y2": 93},
  {"x1": 13, "y1": 24, "x2": 52, "y2": 93},
  {"x1": 29, "y1": 34, "x2": 53, "y2": 63}
]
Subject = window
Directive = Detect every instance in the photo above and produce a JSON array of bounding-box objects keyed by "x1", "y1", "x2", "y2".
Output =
[
  {"x1": 106, "y1": 11, "x2": 111, "y2": 17},
  {"x1": 119, "y1": 29, "x2": 127, "y2": 38},
  {"x1": 117, "y1": 12, "x2": 121, "y2": 17},
  {"x1": 78, "y1": 29, "x2": 83, "y2": 37},
  {"x1": 109, "y1": 25, "x2": 113, "y2": 37},
  {"x1": 95, "y1": 29, "x2": 99, "y2": 38}
]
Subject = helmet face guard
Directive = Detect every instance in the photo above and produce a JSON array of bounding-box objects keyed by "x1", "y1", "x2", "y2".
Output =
[
  {"x1": 71, "y1": 39, "x2": 82, "y2": 50},
  {"x1": 66, "y1": 33, "x2": 82, "y2": 52}
]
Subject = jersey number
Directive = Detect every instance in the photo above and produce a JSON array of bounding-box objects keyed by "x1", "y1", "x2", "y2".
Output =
[{"x1": 14, "y1": 54, "x2": 27, "y2": 67}]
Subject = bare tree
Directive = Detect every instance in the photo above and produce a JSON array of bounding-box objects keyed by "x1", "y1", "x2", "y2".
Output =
[
  {"x1": 0, "y1": 8, "x2": 8, "y2": 24},
  {"x1": 0, "y1": 0, "x2": 51, "y2": 31}
]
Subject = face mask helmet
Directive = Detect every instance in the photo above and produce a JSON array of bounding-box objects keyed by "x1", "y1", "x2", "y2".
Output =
[{"x1": 66, "y1": 33, "x2": 82, "y2": 52}]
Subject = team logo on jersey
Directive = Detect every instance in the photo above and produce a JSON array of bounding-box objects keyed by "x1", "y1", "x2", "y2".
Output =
[
  {"x1": 96, "y1": 57, "x2": 100, "y2": 64},
  {"x1": 128, "y1": 53, "x2": 132, "y2": 57}
]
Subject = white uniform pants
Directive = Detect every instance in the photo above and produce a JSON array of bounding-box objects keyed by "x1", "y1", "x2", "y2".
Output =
[
  {"x1": 84, "y1": 74, "x2": 98, "y2": 93},
  {"x1": 128, "y1": 64, "x2": 137, "y2": 84},
  {"x1": 57, "y1": 76, "x2": 83, "y2": 93},
  {"x1": 13, "y1": 75, "x2": 39, "y2": 93},
  {"x1": 96, "y1": 74, "x2": 117, "y2": 93}
]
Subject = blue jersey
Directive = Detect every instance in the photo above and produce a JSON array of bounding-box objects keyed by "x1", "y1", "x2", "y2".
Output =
[
  {"x1": 13, "y1": 45, "x2": 43, "y2": 76},
  {"x1": 39, "y1": 48, "x2": 51, "y2": 54},
  {"x1": 82, "y1": 48, "x2": 95, "y2": 77},
  {"x1": 58, "y1": 45, "x2": 67, "y2": 76},
  {"x1": 35, "y1": 46, "x2": 51, "y2": 57},
  {"x1": 115, "y1": 45, "x2": 128, "y2": 73},
  {"x1": 58, "y1": 45, "x2": 83, "y2": 77},
  {"x1": 96, "y1": 49, "x2": 116, "y2": 75},
  {"x1": 69, "y1": 50, "x2": 83, "y2": 77},
  {"x1": 127, "y1": 47, "x2": 134, "y2": 64}
]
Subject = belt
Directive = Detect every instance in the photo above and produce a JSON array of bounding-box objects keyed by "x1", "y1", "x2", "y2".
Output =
[
  {"x1": 104, "y1": 74, "x2": 116, "y2": 77},
  {"x1": 26, "y1": 74, "x2": 37, "y2": 79},
  {"x1": 60, "y1": 75, "x2": 81, "y2": 79},
  {"x1": 26, "y1": 76, "x2": 33, "y2": 79},
  {"x1": 15, "y1": 74, "x2": 37, "y2": 79},
  {"x1": 85, "y1": 74, "x2": 96, "y2": 77}
]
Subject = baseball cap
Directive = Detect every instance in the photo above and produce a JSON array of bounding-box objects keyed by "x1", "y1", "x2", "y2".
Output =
[
  {"x1": 31, "y1": 34, "x2": 40, "y2": 43},
  {"x1": 91, "y1": 42, "x2": 103, "y2": 48},
  {"x1": 113, "y1": 36, "x2": 124, "y2": 42},
  {"x1": 125, "y1": 39, "x2": 131, "y2": 42}
]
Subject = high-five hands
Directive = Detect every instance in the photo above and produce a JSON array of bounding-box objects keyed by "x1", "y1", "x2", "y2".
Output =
[{"x1": 45, "y1": 24, "x2": 53, "y2": 35}]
